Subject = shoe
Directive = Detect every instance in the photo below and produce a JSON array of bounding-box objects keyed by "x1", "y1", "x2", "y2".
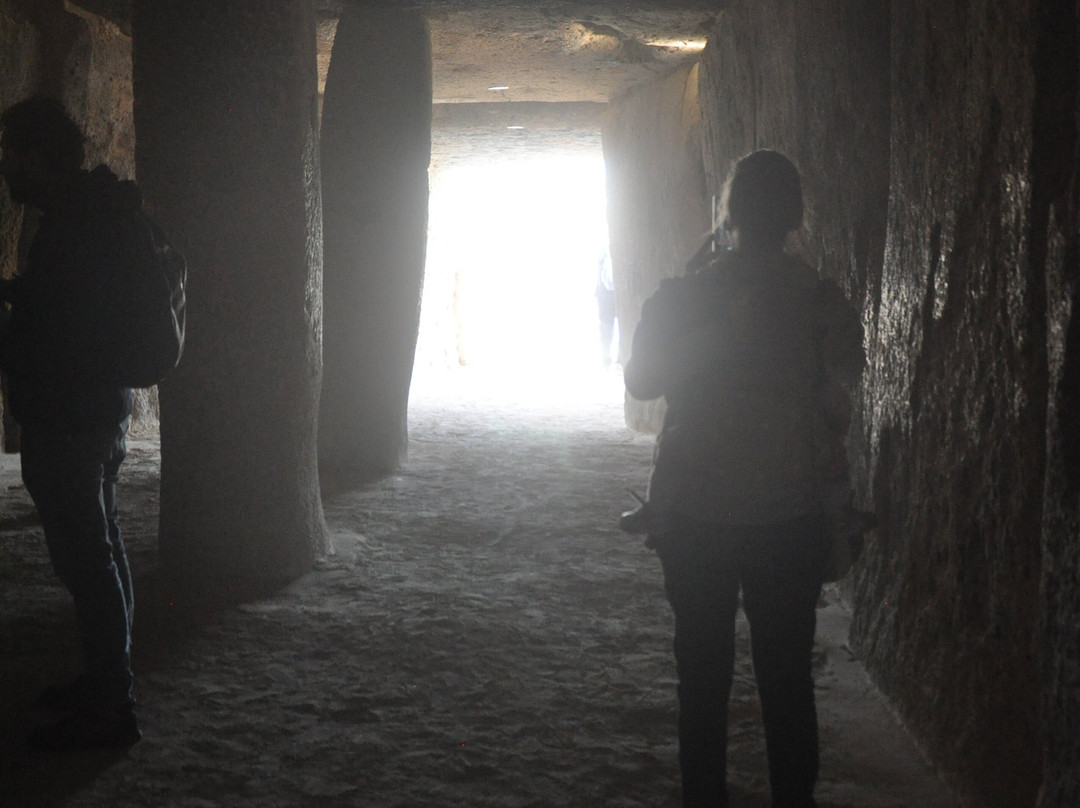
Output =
[
  {"x1": 28, "y1": 705, "x2": 141, "y2": 752},
  {"x1": 618, "y1": 503, "x2": 651, "y2": 534},
  {"x1": 618, "y1": 500, "x2": 680, "y2": 537},
  {"x1": 35, "y1": 675, "x2": 92, "y2": 712}
]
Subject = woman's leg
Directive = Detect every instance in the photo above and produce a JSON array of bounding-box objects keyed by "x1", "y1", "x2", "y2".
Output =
[
  {"x1": 657, "y1": 527, "x2": 740, "y2": 808},
  {"x1": 739, "y1": 517, "x2": 827, "y2": 808}
]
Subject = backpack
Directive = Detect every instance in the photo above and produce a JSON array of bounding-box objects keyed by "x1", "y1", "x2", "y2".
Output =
[{"x1": 110, "y1": 210, "x2": 187, "y2": 389}]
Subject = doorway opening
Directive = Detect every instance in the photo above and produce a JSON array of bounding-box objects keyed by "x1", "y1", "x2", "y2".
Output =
[{"x1": 414, "y1": 154, "x2": 618, "y2": 407}]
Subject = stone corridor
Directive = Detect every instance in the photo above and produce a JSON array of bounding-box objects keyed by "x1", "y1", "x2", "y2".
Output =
[{"x1": 0, "y1": 370, "x2": 951, "y2": 807}]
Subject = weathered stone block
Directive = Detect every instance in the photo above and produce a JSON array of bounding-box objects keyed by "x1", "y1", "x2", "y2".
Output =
[
  {"x1": 133, "y1": 0, "x2": 328, "y2": 581},
  {"x1": 0, "y1": 3, "x2": 38, "y2": 283},
  {"x1": 1034, "y1": 1, "x2": 1080, "y2": 804},
  {"x1": 318, "y1": 6, "x2": 432, "y2": 478},
  {"x1": 852, "y1": 3, "x2": 1043, "y2": 804}
]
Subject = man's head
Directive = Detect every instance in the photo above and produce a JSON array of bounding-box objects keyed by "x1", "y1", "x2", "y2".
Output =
[
  {"x1": 0, "y1": 95, "x2": 85, "y2": 208},
  {"x1": 719, "y1": 150, "x2": 803, "y2": 250}
]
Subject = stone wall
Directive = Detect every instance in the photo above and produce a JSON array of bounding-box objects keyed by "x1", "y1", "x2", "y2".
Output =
[
  {"x1": 0, "y1": 2, "x2": 133, "y2": 177},
  {"x1": 854, "y1": 2, "x2": 1044, "y2": 804},
  {"x1": 0, "y1": 1, "x2": 39, "y2": 285},
  {"x1": 601, "y1": 63, "x2": 711, "y2": 433},
  {"x1": 1033, "y1": 1, "x2": 1080, "y2": 804},
  {"x1": 0, "y1": 0, "x2": 38, "y2": 448}
]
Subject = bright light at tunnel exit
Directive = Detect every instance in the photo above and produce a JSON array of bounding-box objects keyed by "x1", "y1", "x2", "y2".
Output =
[{"x1": 415, "y1": 155, "x2": 613, "y2": 392}]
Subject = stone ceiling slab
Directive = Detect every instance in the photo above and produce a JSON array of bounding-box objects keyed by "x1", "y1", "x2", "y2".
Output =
[
  {"x1": 72, "y1": 1, "x2": 721, "y2": 162},
  {"x1": 74, "y1": 1, "x2": 720, "y2": 103}
]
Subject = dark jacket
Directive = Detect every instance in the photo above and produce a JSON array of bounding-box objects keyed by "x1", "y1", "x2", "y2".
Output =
[
  {"x1": 624, "y1": 247, "x2": 864, "y2": 525},
  {"x1": 0, "y1": 165, "x2": 134, "y2": 432}
]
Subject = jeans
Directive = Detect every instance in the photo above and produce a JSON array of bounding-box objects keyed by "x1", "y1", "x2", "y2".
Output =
[
  {"x1": 654, "y1": 515, "x2": 827, "y2": 808},
  {"x1": 21, "y1": 420, "x2": 133, "y2": 708}
]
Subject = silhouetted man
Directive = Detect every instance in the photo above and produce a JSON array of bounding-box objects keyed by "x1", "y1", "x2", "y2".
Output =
[{"x1": 0, "y1": 95, "x2": 139, "y2": 751}]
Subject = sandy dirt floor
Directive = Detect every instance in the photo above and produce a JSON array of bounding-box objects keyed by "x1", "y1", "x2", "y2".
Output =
[{"x1": 0, "y1": 368, "x2": 954, "y2": 807}]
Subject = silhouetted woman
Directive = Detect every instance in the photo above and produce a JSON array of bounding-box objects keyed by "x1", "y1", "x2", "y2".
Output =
[{"x1": 624, "y1": 150, "x2": 864, "y2": 808}]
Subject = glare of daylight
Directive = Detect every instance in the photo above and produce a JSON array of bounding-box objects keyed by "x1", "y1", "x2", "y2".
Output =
[{"x1": 416, "y1": 155, "x2": 611, "y2": 389}]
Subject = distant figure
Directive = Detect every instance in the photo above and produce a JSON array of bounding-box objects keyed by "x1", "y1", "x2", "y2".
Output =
[
  {"x1": 0, "y1": 96, "x2": 140, "y2": 750},
  {"x1": 595, "y1": 248, "x2": 617, "y2": 367},
  {"x1": 623, "y1": 150, "x2": 866, "y2": 808}
]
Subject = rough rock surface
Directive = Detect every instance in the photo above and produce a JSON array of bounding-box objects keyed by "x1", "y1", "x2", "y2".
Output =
[
  {"x1": 1032, "y1": 1, "x2": 1080, "y2": 804},
  {"x1": 854, "y1": 4, "x2": 1044, "y2": 805},
  {"x1": 697, "y1": 3, "x2": 890, "y2": 308},
  {"x1": 0, "y1": 3, "x2": 37, "y2": 280},
  {"x1": 75, "y1": 0, "x2": 720, "y2": 104},
  {"x1": 0, "y1": 2, "x2": 39, "y2": 451},
  {"x1": 75, "y1": 1, "x2": 717, "y2": 173},
  {"x1": 61, "y1": 6, "x2": 134, "y2": 180},
  {"x1": 318, "y1": 6, "x2": 432, "y2": 478},
  {"x1": 132, "y1": 0, "x2": 328, "y2": 580}
]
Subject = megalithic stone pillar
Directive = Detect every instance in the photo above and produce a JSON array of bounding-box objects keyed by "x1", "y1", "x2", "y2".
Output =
[
  {"x1": 132, "y1": 0, "x2": 328, "y2": 582},
  {"x1": 318, "y1": 6, "x2": 432, "y2": 479}
]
